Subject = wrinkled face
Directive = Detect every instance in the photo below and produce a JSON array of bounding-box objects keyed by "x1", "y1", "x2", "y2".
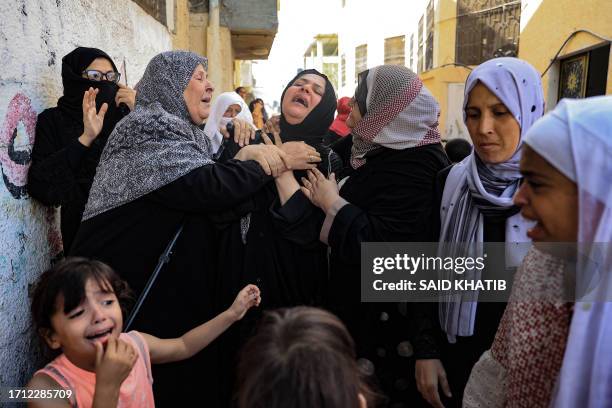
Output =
[
  {"x1": 183, "y1": 64, "x2": 215, "y2": 125},
  {"x1": 281, "y1": 74, "x2": 326, "y2": 125},
  {"x1": 46, "y1": 278, "x2": 123, "y2": 371},
  {"x1": 345, "y1": 97, "x2": 363, "y2": 129},
  {"x1": 514, "y1": 145, "x2": 578, "y2": 242},
  {"x1": 223, "y1": 103, "x2": 242, "y2": 118},
  {"x1": 465, "y1": 82, "x2": 521, "y2": 164}
]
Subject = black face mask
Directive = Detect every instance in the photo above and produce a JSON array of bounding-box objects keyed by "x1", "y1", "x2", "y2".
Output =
[{"x1": 57, "y1": 47, "x2": 122, "y2": 138}]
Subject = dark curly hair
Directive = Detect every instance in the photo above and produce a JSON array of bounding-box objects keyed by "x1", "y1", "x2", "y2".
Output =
[
  {"x1": 31, "y1": 257, "x2": 132, "y2": 353},
  {"x1": 237, "y1": 306, "x2": 379, "y2": 408}
]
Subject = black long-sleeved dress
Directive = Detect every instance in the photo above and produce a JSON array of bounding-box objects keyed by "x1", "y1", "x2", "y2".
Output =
[
  {"x1": 327, "y1": 137, "x2": 450, "y2": 406},
  {"x1": 411, "y1": 165, "x2": 511, "y2": 407},
  {"x1": 209, "y1": 138, "x2": 341, "y2": 403},
  {"x1": 70, "y1": 159, "x2": 271, "y2": 407},
  {"x1": 28, "y1": 107, "x2": 127, "y2": 251}
]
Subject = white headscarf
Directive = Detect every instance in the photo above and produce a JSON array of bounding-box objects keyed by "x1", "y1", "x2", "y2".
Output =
[
  {"x1": 524, "y1": 96, "x2": 612, "y2": 408},
  {"x1": 203, "y1": 91, "x2": 253, "y2": 153},
  {"x1": 438, "y1": 58, "x2": 545, "y2": 342}
]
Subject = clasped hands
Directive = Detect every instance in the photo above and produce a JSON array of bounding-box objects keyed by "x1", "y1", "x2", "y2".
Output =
[{"x1": 233, "y1": 115, "x2": 322, "y2": 177}]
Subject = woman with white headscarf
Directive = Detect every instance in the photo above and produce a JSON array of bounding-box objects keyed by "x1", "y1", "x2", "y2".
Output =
[
  {"x1": 413, "y1": 57, "x2": 545, "y2": 408},
  {"x1": 464, "y1": 96, "x2": 612, "y2": 407},
  {"x1": 302, "y1": 65, "x2": 450, "y2": 405},
  {"x1": 203, "y1": 91, "x2": 253, "y2": 156}
]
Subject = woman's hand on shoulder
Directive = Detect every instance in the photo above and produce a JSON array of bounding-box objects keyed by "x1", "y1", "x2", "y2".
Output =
[{"x1": 300, "y1": 168, "x2": 340, "y2": 212}]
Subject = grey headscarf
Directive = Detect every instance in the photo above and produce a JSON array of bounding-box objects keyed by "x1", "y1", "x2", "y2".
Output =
[{"x1": 83, "y1": 51, "x2": 214, "y2": 220}]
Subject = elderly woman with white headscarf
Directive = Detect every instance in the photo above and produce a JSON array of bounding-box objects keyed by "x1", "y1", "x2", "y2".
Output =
[
  {"x1": 412, "y1": 57, "x2": 545, "y2": 408},
  {"x1": 203, "y1": 91, "x2": 254, "y2": 156},
  {"x1": 464, "y1": 96, "x2": 612, "y2": 408}
]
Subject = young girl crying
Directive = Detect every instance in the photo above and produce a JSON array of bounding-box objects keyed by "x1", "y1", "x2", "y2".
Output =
[{"x1": 26, "y1": 257, "x2": 260, "y2": 407}]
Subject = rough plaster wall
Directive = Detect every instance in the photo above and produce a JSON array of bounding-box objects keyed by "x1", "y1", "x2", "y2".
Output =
[{"x1": 0, "y1": 0, "x2": 172, "y2": 389}]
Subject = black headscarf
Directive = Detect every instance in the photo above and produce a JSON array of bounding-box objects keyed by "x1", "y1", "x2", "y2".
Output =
[
  {"x1": 57, "y1": 47, "x2": 122, "y2": 139},
  {"x1": 278, "y1": 69, "x2": 341, "y2": 177}
]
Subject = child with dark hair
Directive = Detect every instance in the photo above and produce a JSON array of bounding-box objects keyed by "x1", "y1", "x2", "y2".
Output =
[
  {"x1": 237, "y1": 306, "x2": 378, "y2": 408},
  {"x1": 444, "y1": 138, "x2": 473, "y2": 163},
  {"x1": 27, "y1": 257, "x2": 260, "y2": 408}
]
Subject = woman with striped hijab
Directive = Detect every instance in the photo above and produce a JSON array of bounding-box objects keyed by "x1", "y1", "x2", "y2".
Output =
[{"x1": 302, "y1": 64, "x2": 449, "y2": 405}]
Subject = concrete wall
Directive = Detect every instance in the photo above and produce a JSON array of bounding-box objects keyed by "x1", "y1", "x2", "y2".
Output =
[{"x1": 0, "y1": 0, "x2": 172, "y2": 388}]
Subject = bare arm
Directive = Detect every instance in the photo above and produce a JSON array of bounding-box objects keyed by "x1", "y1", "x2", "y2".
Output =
[
  {"x1": 27, "y1": 374, "x2": 71, "y2": 408},
  {"x1": 275, "y1": 171, "x2": 301, "y2": 205},
  {"x1": 142, "y1": 285, "x2": 260, "y2": 364}
]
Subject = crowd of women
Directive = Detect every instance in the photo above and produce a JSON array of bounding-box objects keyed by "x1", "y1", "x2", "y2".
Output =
[{"x1": 24, "y1": 46, "x2": 611, "y2": 408}]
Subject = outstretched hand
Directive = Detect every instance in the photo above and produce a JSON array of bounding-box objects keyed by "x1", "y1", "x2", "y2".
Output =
[
  {"x1": 80, "y1": 87, "x2": 108, "y2": 147},
  {"x1": 229, "y1": 284, "x2": 261, "y2": 321}
]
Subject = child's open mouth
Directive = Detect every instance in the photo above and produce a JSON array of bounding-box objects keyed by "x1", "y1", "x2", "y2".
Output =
[{"x1": 86, "y1": 328, "x2": 113, "y2": 341}]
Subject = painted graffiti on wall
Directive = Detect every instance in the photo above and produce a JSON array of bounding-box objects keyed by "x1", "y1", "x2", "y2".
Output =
[{"x1": 0, "y1": 93, "x2": 37, "y2": 199}]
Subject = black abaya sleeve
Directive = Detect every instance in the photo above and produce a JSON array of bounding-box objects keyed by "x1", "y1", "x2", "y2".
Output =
[
  {"x1": 327, "y1": 166, "x2": 439, "y2": 264},
  {"x1": 148, "y1": 159, "x2": 271, "y2": 212},
  {"x1": 28, "y1": 110, "x2": 88, "y2": 206}
]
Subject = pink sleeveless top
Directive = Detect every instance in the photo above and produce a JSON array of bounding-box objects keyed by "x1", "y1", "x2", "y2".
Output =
[{"x1": 36, "y1": 331, "x2": 155, "y2": 408}]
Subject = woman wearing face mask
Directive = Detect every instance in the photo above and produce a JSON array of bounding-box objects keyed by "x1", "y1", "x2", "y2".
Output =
[
  {"x1": 302, "y1": 65, "x2": 449, "y2": 405},
  {"x1": 464, "y1": 96, "x2": 612, "y2": 408},
  {"x1": 203, "y1": 91, "x2": 253, "y2": 156},
  {"x1": 28, "y1": 47, "x2": 136, "y2": 251},
  {"x1": 412, "y1": 57, "x2": 545, "y2": 408},
  {"x1": 70, "y1": 51, "x2": 313, "y2": 406}
]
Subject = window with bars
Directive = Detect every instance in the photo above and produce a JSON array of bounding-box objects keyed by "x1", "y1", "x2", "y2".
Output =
[
  {"x1": 425, "y1": 0, "x2": 434, "y2": 70},
  {"x1": 355, "y1": 44, "x2": 368, "y2": 81},
  {"x1": 384, "y1": 36, "x2": 406, "y2": 66},
  {"x1": 418, "y1": 16, "x2": 424, "y2": 73},
  {"x1": 455, "y1": 0, "x2": 521, "y2": 65}
]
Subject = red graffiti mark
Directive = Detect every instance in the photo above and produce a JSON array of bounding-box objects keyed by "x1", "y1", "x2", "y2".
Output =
[{"x1": 0, "y1": 93, "x2": 37, "y2": 199}]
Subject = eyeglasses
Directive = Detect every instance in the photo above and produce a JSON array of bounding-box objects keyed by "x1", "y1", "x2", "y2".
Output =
[{"x1": 81, "y1": 69, "x2": 121, "y2": 83}]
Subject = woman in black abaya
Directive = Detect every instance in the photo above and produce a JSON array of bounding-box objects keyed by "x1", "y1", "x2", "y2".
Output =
[{"x1": 29, "y1": 47, "x2": 135, "y2": 251}]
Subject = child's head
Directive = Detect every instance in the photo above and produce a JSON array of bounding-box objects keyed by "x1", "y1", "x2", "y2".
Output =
[
  {"x1": 237, "y1": 306, "x2": 374, "y2": 408},
  {"x1": 31, "y1": 257, "x2": 131, "y2": 368}
]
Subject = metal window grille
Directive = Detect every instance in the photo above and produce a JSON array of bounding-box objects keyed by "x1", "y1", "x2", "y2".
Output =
[{"x1": 455, "y1": 0, "x2": 520, "y2": 65}]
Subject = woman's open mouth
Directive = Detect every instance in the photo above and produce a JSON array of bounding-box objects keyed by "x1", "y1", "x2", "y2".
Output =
[{"x1": 292, "y1": 96, "x2": 308, "y2": 107}]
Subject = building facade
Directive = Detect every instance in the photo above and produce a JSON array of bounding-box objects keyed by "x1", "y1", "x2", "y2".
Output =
[{"x1": 336, "y1": 0, "x2": 611, "y2": 141}]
